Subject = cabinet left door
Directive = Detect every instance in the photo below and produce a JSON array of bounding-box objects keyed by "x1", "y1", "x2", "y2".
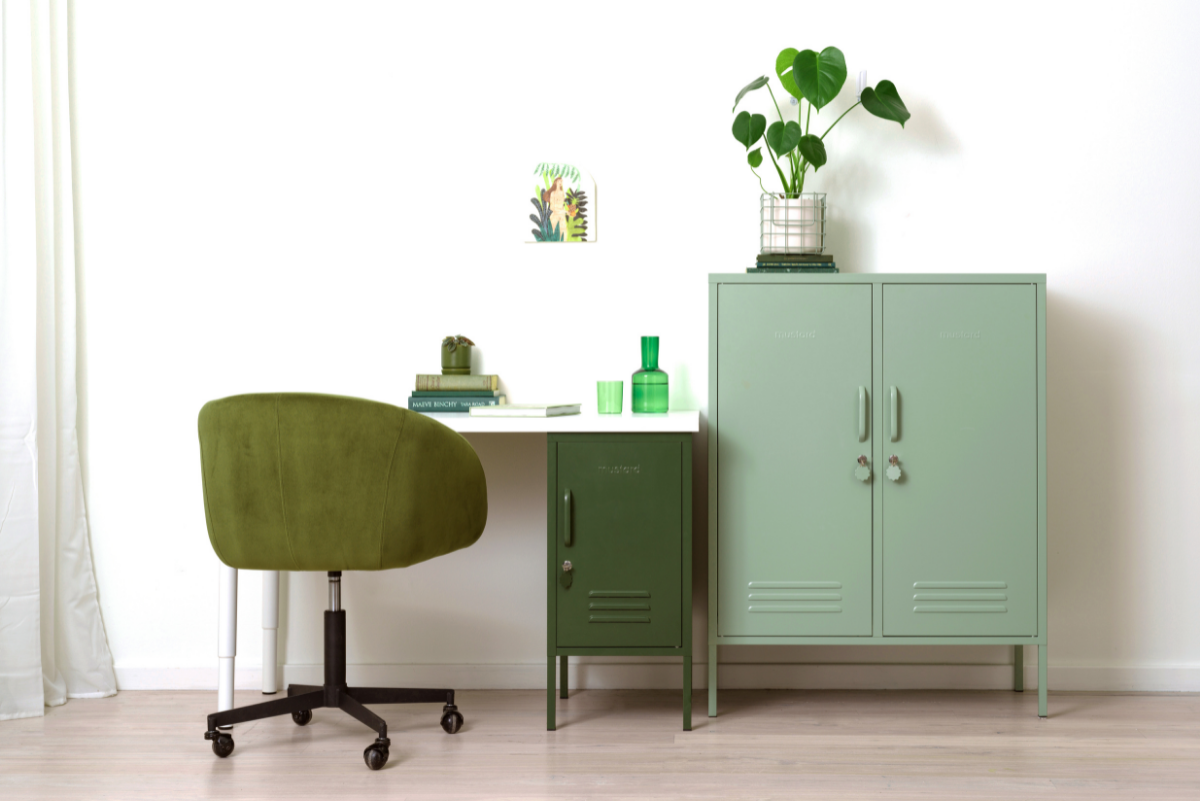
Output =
[
  {"x1": 716, "y1": 283, "x2": 874, "y2": 637},
  {"x1": 554, "y1": 439, "x2": 683, "y2": 648}
]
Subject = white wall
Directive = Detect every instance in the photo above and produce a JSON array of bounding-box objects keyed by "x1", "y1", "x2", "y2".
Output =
[{"x1": 72, "y1": 1, "x2": 1200, "y2": 692}]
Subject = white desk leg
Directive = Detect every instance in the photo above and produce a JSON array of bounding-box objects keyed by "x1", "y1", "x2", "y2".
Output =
[
  {"x1": 262, "y1": 570, "x2": 280, "y2": 694},
  {"x1": 217, "y1": 564, "x2": 237, "y2": 720}
]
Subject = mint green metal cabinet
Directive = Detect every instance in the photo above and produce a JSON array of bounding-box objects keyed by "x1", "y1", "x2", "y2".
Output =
[
  {"x1": 547, "y1": 433, "x2": 693, "y2": 731},
  {"x1": 716, "y1": 284, "x2": 873, "y2": 637},
  {"x1": 708, "y1": 274, "x2": 1048, "y2": 719}
]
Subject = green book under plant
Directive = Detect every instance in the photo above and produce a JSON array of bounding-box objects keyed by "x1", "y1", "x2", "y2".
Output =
[
  {"x1": 415, "y1": 374, "x2": 499, "y2": 391},
  {"x1": 411, "y1": 390, "x2": 502, "y2": 398}
]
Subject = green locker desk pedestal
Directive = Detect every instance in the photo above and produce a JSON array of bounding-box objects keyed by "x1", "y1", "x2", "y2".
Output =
[
  {"x1": 548, "y1": 429, "x2": 694, "y2": 731},
  {"x1": 708, "y1": 274, "x2": 1049, "y2": 718}
]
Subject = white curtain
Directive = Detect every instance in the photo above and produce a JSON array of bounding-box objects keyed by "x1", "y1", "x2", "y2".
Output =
[{"x1": 1, "y1": 0, "x2": 115, "y2": 720}]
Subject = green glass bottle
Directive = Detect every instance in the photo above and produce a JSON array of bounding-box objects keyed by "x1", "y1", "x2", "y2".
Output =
[{"x1": 632, "y1": 336, "x2": 669, "y2": 413}]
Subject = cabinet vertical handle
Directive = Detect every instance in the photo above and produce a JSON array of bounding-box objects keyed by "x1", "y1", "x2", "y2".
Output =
[
  {"x1": 858, "y1": 387, "x2": 867, "y2": 442},
  {"x1": 563, "y1": 490, "x2": 572, "y2": 546},
  {"x1": 890, "y1": 386, "x2": 899, "y2": 442}
]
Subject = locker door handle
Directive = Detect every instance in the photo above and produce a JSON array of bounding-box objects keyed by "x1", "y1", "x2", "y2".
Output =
[
  {"x1": 890, "y1": 386, "x2": 899, "y2": 442},
  {"x1": 563, "y1": 490, "x2": 572, "y2": 546},
  {"x1": 858, "y1": 387, "x2": 868, "y2": 442}
]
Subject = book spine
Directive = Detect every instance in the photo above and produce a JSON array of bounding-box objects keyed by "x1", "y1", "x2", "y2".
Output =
[
  {"x1": 415, "y1": 374, "x2": 499, "y2": 391},
  {"x1": 755, "y1": 262, "x2": 837, "y2": 267},
  {"x1": 747, "y1": 267, "x2": 838, "y2": 273},
  {"x1": 411, "y1": 390, "x2": 498, "y2": 398},
  {"x1": 407, "y1": 396, "x2": 503, "y2": 412}
]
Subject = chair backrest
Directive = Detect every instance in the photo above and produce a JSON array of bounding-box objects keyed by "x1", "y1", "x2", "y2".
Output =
[{"x1": 198, "y1": 393, "x2": 487, "y2": 571}]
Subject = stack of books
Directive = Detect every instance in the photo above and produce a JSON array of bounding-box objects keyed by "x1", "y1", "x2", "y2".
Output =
[
  {"x1": 407, "y1": 374, "x2": 507, "y2": 413},
  {"x1": 748, "y1": 253, "x2": 838, "y2": 273}
]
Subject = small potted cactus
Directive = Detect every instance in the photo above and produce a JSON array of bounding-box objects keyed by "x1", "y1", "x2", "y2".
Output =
[{"x1": 441, "y1": 335, "x2": 475, "y2": 375}]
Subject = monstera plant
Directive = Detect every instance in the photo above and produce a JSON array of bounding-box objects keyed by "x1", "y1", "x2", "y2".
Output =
[{"x1": 732, "y1": 47, "x2": 910, "y2": 197}]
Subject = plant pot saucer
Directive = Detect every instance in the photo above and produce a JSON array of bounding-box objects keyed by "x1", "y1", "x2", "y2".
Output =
[{"x1": 441, "y1": 367, "x2": 471, "y2": 376}]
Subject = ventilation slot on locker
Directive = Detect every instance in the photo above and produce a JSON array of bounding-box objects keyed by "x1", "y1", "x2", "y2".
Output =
[
  {"x1": 912, "y1": 581, "x2": 1008, "y2": 613},
  {"x1": 747, "y1": 580, "x2": 843, "y2": 613},
  {"x1": 589, "y1": 590, "x2": 651, "y2": 623}
]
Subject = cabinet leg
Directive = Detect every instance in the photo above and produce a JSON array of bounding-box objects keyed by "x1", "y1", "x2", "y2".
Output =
[
  {"x1": 682, "y1": 655, "x2": 692, "y2": 731},
  {"x1": 547, "y1": 657, "x2": 556, "y2": 731},
  {"x1": 1013, "y1": 644, "x2": 1024, "y2": 692},
  {"x1": 559, "y1": 654, "x2": 568, "y2": 699},
  {"x1": 707, "y1": 643, "x2": 718, "y2": 718},
  {"x1": 1038, "y1": 644, "x2": 1048, "y2": 718}
]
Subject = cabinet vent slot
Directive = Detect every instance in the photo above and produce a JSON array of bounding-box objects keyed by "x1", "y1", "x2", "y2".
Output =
[
  {"x1": 587, "y1": 591, "x2": 652, "y2": 623},
  {"x1": 748, "y1": 581, "x2": 843, "y2": 613},
  {"x1": 749, "y1": 605, "x2": 842, "y2": 613},
  {"x1": 914, "y1": 605, "x2": 1007, "y2": 613},
  {"x1": 912, "y1": 581, "x2": 1008, "y2": 613}
]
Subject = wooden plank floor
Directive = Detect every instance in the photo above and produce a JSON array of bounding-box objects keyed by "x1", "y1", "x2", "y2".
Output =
[{"x1": 2, "y1": 689, "x2": 1198, "y2": 800}]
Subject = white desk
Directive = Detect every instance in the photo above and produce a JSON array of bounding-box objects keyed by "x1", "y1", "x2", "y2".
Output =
[{"x1": 216, "y1": 411, "x2": 700, "y2": 710}]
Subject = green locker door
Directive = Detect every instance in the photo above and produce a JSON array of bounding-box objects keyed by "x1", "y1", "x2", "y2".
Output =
[
  {"x1": 882, "y1": 284, "x2": 1037, "y2": 636},
  {"x1": 555, "y1": 440, "x2": 682, "y2": 648},
  {"x1": 717, "y1": 284, "x2": 873, "y2": 636}
]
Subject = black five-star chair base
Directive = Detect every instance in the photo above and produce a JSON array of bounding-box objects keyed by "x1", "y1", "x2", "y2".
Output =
[{"x1": 204, "y1": 576, "x2": 463, "y2": 771}]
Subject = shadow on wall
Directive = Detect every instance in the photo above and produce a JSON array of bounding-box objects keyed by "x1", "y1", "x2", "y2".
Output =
[
  {"x1": 824, "y1": 97, "x2": 962, "y2": 273},
  {"x1": 1045, "y1": 288, "x2": 1140, "y2": 667}
]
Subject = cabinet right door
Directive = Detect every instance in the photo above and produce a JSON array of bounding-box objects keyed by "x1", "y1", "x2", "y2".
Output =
[{"x1": 882, "y1": 284, "x2": 1038, "y2": 636}]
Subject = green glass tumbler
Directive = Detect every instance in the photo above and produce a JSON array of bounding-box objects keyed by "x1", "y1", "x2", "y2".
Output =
[
  {"x1": 597, "y1": 381, "x2": 623, "y2": 414},
  {"x1": 632, "y1": 336, "x2": 668, "y2": 414}
]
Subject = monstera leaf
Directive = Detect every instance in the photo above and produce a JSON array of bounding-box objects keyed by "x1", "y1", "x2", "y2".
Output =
[
  {"x1": 732, "y1": 75, "x2": 769, "y2": 112},
  {"x1": 797, "y1": 135, "x2": 827, "y2": 170},
  {"x1": 766, "y1": 121, "x2": 803, "y2": 156},
  {"x1": 861, "y1": 80, "x2": 910, "y2": 127},
  {"x1": 792, "y1": 47, "x2": 847, "y2": 111},
  {"x1": 747, "y1": 148, "x2": 763, "y2": 168},
  {"x1": 775, "y1": 48, "x2": 802, "y2": 101},
  {"x1": 732, "y1": 111, "x2": 767, "y2": 149}
]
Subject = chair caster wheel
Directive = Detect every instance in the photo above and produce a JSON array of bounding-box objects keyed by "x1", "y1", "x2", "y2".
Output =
[
  {"x1": 205, "y1": 730, "x2": 234, "y2": 758},
  {"x1": 440, "y1": 704, "x2": 463, "y2": 734},
  {"x1": 292, "y1": 709, "x2": 312, "y2": 726},
  {"x1": 363, "y1": 737, "x2": 390, "y2": 770}
]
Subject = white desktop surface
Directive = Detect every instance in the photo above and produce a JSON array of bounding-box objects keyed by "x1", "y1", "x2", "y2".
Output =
[{"x1": 423, "y1": 410, "x2": 700, "y2": 434}]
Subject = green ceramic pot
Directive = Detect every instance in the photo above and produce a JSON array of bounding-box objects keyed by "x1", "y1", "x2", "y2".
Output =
[{"x1": 441, "y1": 344, "x2": 472, "y2": 375}]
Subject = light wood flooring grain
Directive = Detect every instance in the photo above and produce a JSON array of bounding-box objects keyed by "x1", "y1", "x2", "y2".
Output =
[{"x1": 2, "y1": 689, "x2": 1198, "y2": 800}]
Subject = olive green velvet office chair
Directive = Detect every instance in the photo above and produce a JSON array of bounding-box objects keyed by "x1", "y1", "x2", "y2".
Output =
[{"x1": 198, "y1": 393, "x2": 487, "y2": 770}]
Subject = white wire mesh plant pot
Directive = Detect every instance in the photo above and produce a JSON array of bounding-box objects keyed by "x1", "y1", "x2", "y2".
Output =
[{"x1": 760, "y1": 193, "x2": 826, "y2": 255}]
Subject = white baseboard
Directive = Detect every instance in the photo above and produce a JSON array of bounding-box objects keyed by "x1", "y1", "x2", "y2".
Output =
[
  {"x1": 114, "y1": 662, "x2": 1200, "y2": 693},
  {"x1": 114, "y1": 667, "x2": 264, "y2": 691}
]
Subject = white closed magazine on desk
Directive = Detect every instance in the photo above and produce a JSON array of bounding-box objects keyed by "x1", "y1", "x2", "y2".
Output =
[{"x1": 468, "y1": 403, "x2": 581, "y2": 418}]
